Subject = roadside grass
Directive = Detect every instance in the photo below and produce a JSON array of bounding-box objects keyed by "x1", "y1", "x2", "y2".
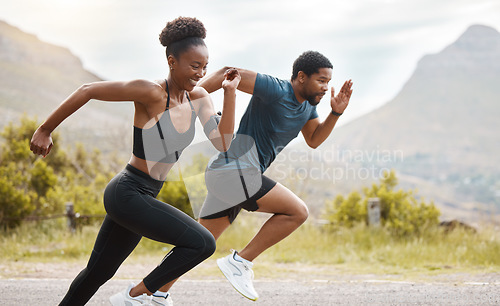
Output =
[{"x1": 1, "y1": 212, "x2": 499, "y2": 278}]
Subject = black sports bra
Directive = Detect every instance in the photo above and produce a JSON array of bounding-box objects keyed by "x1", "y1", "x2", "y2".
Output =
[{"x1": 133, "y1": 81, "x2": 196, "y2": 163}]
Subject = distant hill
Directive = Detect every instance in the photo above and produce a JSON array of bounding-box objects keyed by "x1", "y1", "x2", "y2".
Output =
[
  {"x1": 0, "y1": 20, "x2": 133, "y2": 156},
  {"x1": 279, "y1": 25, "x2": 500, "y2": 222},
  {"x1": 330, "y1": 24, "x2": 500, "y2": 172}
]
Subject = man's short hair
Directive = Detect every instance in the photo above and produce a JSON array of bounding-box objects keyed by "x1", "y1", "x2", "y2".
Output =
[{"x1": 291, "y1": 51, "x2": 333, "y2": 80}]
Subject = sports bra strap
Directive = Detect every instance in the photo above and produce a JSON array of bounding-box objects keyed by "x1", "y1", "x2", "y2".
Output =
[
  {"x1": 165, "y1": 79, "x2": 171, "y2": 109},
  {"x1": 186, "y1": 94, "x2": 195, "y2": 112},
  {"x1": 165, "y1": 79, "x2": 195, "y2": 112}
]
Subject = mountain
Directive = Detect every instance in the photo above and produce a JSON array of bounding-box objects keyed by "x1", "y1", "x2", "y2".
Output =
[
  {"x1": 331, "y1": 24, "x2": 500, "y2": 170},
  {"x1": 0, "y1": 20, "x2": 133, "y2": 155},
  {"x1": 279, "y1": 25, "x2": 500, "y2": 222}
]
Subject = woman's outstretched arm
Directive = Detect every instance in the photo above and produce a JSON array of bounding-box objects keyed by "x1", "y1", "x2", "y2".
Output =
[{"x1": 30, "y1": 80, "x2": 161, "y2": 157}]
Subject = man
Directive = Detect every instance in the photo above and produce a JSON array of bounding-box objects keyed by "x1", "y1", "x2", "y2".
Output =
[{"x1": 157, "y1": 50, "x2": 353, "y2": 302}]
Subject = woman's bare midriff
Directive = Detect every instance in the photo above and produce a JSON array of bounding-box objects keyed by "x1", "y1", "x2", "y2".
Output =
[{"x1": 128, "y1": 155, "x2": 175, "y2": 181}]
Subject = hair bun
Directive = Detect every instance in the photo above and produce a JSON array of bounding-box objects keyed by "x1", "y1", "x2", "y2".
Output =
[{"x1": 159, "y1": 17, "x2": 206, "y2": 47}]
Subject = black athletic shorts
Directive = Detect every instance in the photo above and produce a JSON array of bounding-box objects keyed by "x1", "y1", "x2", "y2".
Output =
[{"x1": 199, "y1": 166, "x2": 277, "y2": 223}]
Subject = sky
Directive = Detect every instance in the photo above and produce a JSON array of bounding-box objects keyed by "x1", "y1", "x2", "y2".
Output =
[{"x1": 1, "y1": 0, "x2": 499, "y2": 125}]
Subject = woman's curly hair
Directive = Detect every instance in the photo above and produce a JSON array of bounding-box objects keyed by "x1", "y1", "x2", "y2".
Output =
[{"x1": 159, "y1": 17, "x2": 206, "y2": 57}]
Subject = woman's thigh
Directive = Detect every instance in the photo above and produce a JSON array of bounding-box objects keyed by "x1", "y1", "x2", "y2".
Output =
[{"x1": 112, "y1": 193, "x2": 212, "y2": 247}]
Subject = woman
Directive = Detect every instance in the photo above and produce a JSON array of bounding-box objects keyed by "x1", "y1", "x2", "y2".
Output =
[{"x1": 30, "y1": 17, "x2": 240, "y2": 305}]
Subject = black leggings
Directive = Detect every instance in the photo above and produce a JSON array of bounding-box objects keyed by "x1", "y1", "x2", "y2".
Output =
[{"x1": 59, "y1": 164, "x2": 216, "y2": 305}]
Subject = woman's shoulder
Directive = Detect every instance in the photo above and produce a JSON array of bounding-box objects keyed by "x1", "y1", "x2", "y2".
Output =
[
  {"x1": 124, "y1": 78, "x2": 163, "y2": 88},
  {"x1": 189, "y1": 86, "x2": 210, "y2": 100},
  {"x1": 123, "y1": 79, "x2": 165, "y2": 97},
  {"x1": 188, "y1": 86, "x2": 211, "y2": 109}
]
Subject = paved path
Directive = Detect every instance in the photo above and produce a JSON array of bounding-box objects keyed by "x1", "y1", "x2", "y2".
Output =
[
  {"x1": 1, "y1": 260, "x2": 499, "y2": 305},
  {"x1": 1, "y1": 277, "x2": 500, "y2": 305}
]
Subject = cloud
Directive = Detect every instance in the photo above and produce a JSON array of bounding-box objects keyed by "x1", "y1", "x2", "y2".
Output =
[{"x1": 1, "y1": 0, "x2": 499, "y2": 123}]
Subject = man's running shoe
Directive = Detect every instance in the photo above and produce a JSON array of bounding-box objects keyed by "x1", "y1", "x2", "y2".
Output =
[{"x1": 217, "y1": 250, "x2": 259, "y2": 301}]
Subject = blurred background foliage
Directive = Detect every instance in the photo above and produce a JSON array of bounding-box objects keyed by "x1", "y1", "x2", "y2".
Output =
[{"x1": 0, "y1": 116, "x2": 204, "y2": 228}]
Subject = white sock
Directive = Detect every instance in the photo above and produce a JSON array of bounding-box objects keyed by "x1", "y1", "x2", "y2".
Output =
[
  {"x1": 234, "y1": 252, "x2": 252, "y2": 264},
  {"x1": 153, "y1": 290, "x2": 169, "y2": 298}
]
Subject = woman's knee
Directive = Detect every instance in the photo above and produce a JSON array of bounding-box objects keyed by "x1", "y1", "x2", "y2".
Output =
[
  {"x1": 192, "y1": 227, "x2": 216, "y2": 259},
  {"x1": 200, "y1": 230, "x2": 217, "y2": 258}
]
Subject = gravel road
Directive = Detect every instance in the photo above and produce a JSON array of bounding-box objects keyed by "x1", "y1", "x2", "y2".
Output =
[{"x1": 1, "y1": 260, "x2": 499, "y2": 305}]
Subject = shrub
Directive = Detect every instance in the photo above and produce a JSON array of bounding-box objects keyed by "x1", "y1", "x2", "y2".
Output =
[{"x1": 322, "y1": 170, "x2": 440, "y2": 237}]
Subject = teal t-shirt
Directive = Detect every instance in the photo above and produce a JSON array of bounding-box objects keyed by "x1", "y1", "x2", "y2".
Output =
[{"x1": 209, "y1": 73, "x2": 318, "y2": 173}]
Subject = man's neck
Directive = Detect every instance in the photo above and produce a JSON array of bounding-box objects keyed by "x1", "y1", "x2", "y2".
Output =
[{"x1": 290, "y1": 79, "x2": 306, "y2": 103}]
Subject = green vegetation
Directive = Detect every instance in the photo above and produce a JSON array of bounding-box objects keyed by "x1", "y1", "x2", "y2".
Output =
[
  {"x1": 1, "y1": 117, "x2": 499, "y2": 276},
  {"x1": 0, "y1": 116, "x2": 196, "y2": 228},
  {"x1": 322, "y1": 170, "x2": 440, "y2": 237},
  {"x1": 0, "y1": 116, "x2": 118, "y2": 228}
]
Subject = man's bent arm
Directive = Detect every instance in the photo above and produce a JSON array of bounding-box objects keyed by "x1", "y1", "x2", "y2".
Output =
[{"x1": 301, "y1": 114, "x2": 340, "y2": 149}]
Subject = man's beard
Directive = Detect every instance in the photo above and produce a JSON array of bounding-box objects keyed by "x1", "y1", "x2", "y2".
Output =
[{"x1": 305, "y1": 94, "x2": 321, "y2": 106}]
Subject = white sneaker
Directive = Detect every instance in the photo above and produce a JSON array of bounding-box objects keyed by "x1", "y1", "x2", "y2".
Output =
[
  {"x1": 109, "y1": 283, "x2": 154, "y2": 305},
  {"x1": 217, "y1": 250, "x2": 259, "y2": 301},
  {"x1": 152, "y1": 292, "x2": 173, "y2": 306}
]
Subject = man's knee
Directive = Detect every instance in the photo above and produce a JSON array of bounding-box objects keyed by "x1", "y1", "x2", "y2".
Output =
[{"x1": 294, "y1": 202, "x2": 309, "y2": 225}]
